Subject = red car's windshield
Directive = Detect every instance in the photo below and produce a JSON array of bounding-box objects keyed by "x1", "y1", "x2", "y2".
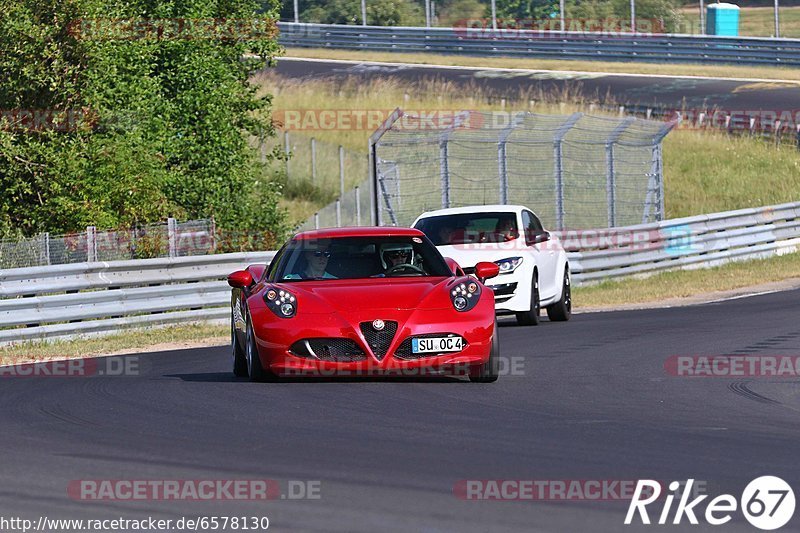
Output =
[{"x1": 273, "y1": 235, "x2": 453, "y2": 281}]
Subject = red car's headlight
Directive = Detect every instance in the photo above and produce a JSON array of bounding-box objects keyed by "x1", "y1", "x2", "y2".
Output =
[
  {"x1": 264, "y1": 286, "x2": 297, "y2": 318},
  {"x1": 450, "y1": 279, "x2": 481, "y2": 312}
]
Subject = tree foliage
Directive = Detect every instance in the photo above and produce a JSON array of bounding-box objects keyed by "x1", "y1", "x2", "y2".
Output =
[{"x1": 0, "y1": 0, "x2": 287, "y2": 243}]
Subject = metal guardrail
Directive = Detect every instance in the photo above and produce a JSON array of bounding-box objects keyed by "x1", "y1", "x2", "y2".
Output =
[
  {"x1": 1, "y1": 201, "x2": 798, "y2": 344},
  {"x1": 0, "y1": 252, "x2": 275, "y2": 344},
  {"x1": 559, "y1": 201, "x2": 800, "y2": 283},
  {"x1": 278, "y1": 22, "x2": 800, "y2": 66}
]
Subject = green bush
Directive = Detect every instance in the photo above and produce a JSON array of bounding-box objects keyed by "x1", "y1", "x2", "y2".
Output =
[{"x1": 0, "y1": 0, "x2": 288, "y2": 246}]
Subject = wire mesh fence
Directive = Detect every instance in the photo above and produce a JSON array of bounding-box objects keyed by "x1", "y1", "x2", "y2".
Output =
[
  {"x1": 297, "y1": 179, "x2": 373, "y2": 231},
  {"x1": 0, "y1": 219, "x2": 216, "y2": 269},
  {"x1": 259, "y1": 130, "x2": 369, "y2": 204},
  {"x1": 371, "y1": 110, "x2": 676, "y2": 230}
]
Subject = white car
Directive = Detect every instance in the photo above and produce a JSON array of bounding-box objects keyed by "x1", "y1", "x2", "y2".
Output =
[{"x1": 412, "y1": 205, "x2": 571, "y2": 326}]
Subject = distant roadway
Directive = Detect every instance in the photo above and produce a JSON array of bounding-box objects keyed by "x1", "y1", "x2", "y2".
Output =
[{"x1": 275, "y1": 57, "x2": 800, "y2": 114}]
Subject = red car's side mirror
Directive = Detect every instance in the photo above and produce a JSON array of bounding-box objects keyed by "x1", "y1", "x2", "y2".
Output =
[
  {"x1": 474, "y1": 262, "x2": 500, "y2": 282},
  {"x1": 227, "y1": 270, "x2": 254, "y2": 289}
]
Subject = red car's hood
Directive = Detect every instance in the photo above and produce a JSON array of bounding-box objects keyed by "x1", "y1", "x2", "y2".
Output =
[{"x1": 283, "y1": 277, "x2": 451, "y2": 313}]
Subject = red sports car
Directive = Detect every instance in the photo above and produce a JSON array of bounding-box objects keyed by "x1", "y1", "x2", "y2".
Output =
[{"x1": 227, "y1": 227, "x2": 501, "y2": 382}]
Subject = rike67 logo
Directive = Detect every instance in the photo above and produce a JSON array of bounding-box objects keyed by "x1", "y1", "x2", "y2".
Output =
[{"x1": 625, "y1": 477, "x2": 795, "y2": 530}]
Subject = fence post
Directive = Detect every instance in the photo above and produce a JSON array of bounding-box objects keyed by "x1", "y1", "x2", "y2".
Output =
[
  {"x1": 41, "y1": 232, "x2": 51, "y2": 266},
  {"x1": 86, "y1": 226, "x2": 97, "y2": 262},
  {"x1": 339, "y1": 145, "x2": 345, "y2": 198},
  {"x1": 355, "y1": 186, "x2": 361, "y2": 226},
  {"x1": 552, "y1": 113, "x2": 582, "y2": 231},
  {"x1": 311, "y1": 137, "x2": 317, "y2": 183},
  {"x1": 497, "y1": 113, "x2": 524, "y2": 204},
  {"x1": 284, "y1": 131, "x2": 291, "y2": 180},
  {"x1": 167, "y1": 217, "x2": 177, "y2": 258},
  {"x1": 210, "y1": 217, "x2": 217, "y2": 254},
  {"x1": 259, "y1": 126, "x2": 266, "y2": 164},
  {"x1": 336, "y1": 199, "x2": 342, "y2": 227},
  {"x1": 605, "y1": 118, "x2": 634, "y2": 228},
  {"x1": 439, "y1": 139, "x2": 450, "y2": 209}
]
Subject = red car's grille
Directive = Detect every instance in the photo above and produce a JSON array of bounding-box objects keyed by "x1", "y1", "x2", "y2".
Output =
[
  {"x1": 359, "y1": 321, "x2": 398, "y2": 360},
  {"x1": 289, "y1": 339, "x2": 367, "y2": 362},
  {"x1": 394, "y1": 334, "x2": 467, "y2": 360}
]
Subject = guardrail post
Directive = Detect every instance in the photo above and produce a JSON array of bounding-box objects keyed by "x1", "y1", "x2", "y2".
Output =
[
  {"x1": 86, "y1": 226, "x2": 97, "y2": 262},
  {"x1": 167, "y1": 218, "x2": 177, "y2": 258},
  {"x1": 355, "y1": 186, "x2": 362, "y2": 226},
  {"x1": 553, "y1": 113, "x2": 582, "y2": 231}
]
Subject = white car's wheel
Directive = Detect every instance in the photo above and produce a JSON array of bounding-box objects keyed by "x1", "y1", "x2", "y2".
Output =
[
  {"x1": 515, "y1": 272, "x2": 540, "y2": 326},
  {"x1": 546, "y1": 268, "x2": 572, "y2": 322}
]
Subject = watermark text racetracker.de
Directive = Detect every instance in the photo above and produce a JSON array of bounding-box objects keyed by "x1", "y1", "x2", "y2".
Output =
[
  {"x1": 454, "y1": 479, "x2": 706, "y2": 501},
  {"x1": 665, "y1": 355, "x2": 800, "y2": 378},
  {"x1": 0, "y1": 356, "x2": 140, "y2": 378},
  {"x1": 68, "y1": 479, "x2": 321, "y2": 501}
]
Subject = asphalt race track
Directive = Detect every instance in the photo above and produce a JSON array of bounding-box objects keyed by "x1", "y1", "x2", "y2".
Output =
[
  {"x1": 2, "y1": 288, "x2": 800, "y2": 532},
  {"x1": 274, "y1": 57, "x2": 800, "y2": 114}
]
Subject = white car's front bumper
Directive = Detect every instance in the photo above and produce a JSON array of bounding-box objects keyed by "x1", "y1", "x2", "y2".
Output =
[{"x1": 485, "y1": 269, "x2": 532, "y2": 313}]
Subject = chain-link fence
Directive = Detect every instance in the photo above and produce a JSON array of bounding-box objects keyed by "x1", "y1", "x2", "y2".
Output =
[
  {"x1": 297, "y1": 178, "x2": 373, "y2": 231},
  {"x1": 0, "y1": 219, "x2": 215, "y2": 269},
  {"x1": 258, "y1": 130, "x2": 369, "y2": 204},
  {"x1": 370, "y1": 110, "x2": 675, "y2": 230}
]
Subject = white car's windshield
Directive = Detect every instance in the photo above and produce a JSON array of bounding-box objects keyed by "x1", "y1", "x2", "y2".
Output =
[{"x1": 414, "y1": 213, "x2": 518, "y2": 246}]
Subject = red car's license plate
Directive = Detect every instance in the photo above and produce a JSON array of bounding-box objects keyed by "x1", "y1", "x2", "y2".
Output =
[{"x1": 412, "y1": 337, "x2": 463, "y2": 354}]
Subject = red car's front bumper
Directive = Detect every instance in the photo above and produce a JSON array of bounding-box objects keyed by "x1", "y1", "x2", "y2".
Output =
[{"x1": 250, "y1": 307, "x2": 494, "y2": 378}]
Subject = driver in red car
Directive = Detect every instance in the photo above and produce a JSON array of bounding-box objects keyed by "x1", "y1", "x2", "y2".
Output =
[{"x1": 380, "y1": 243, "x2": 414, "y2": 274}]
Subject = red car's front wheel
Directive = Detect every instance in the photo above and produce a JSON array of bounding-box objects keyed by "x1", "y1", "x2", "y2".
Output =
[
  {"x1": 246, "y1": 318, "x2": 271, "y2": 382},
  {"x1": 469, "y1": 320, "x2": 500, "y2": 383},
  {"x1": 232, "y1": 318, "x2": 248, "y2": 378}
]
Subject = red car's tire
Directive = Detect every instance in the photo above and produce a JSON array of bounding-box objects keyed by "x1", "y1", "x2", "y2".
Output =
[
  {"x1": 232, "y1": 318, "x2": 248, "y2": 378},
  {"x1": 246, "y1": 318, "x2": 275, "y2": 382},
  {"x1": 469, "y1": 320, "x2": 500, "y2": 383}
]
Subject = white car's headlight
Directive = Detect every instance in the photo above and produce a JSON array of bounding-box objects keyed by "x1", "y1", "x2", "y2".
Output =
[{"x1": 495, "y1": 257, "x2": 523, "y2": 274}]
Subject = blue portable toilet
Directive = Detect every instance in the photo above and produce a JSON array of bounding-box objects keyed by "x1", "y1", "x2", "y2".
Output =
[{"x1": 706, "y1": 3, "x2": 740, "y2": 36}]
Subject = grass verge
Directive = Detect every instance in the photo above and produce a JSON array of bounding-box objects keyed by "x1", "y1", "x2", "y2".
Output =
[
  {"x1": 284, "y1": 47, "x2": 800, "y2": 82},
  {"x1": 0, "y1": 323, "x2": 227, "y2": 365},
  {"x1": 574, "y1": 250, "x2": 800, "y2": 308}
]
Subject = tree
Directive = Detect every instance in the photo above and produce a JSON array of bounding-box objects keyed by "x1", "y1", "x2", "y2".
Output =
[{"x1": 0, "y1": 0, "x2": 288, "y2": 244}]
